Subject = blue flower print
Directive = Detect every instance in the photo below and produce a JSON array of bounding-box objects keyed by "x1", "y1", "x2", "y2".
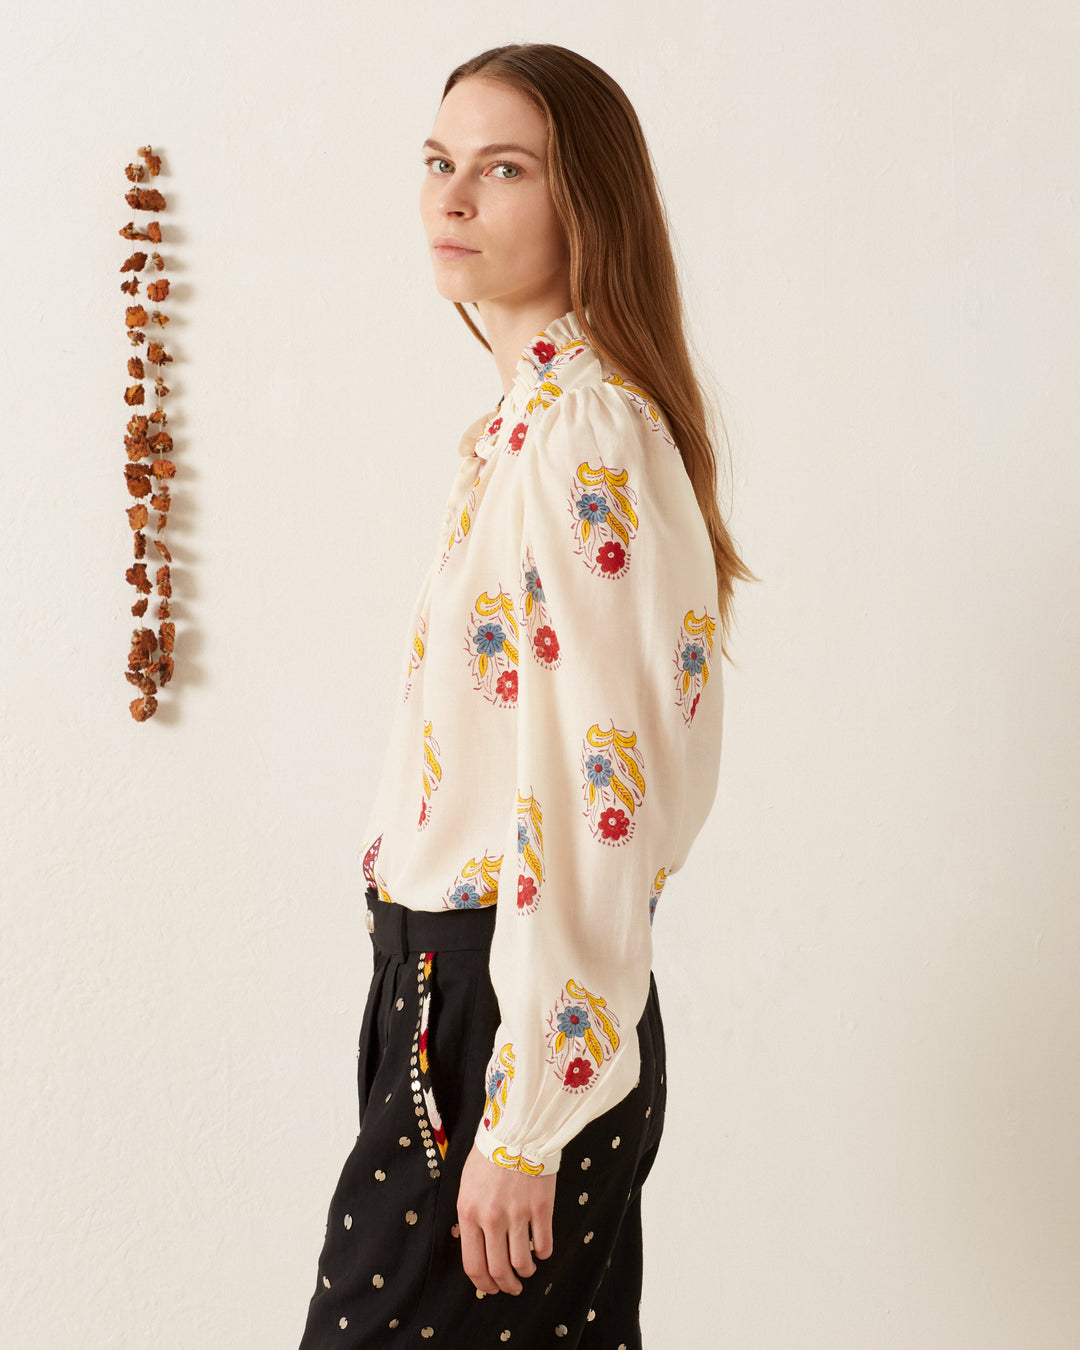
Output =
[
  {"x1": 557, "y1": 1006, "x2": 591, "y2": 1038},
  {"x1": 448, "y1": 883, "x2": 481, "y2": 909},
  {"x1": 576, "y1": 492, "x2": 610, "y2": 524},
  {"x1": 524, "y1": 567, "x2": 545, "y2": 603},
  {"x1": 584, "y1": 753, "x2": 613, "y2": 788},
  {"x1": 486, "y1": 1065, "x2": 506, "y2": 1096},
  {"x1": 473, "y1": 623, "x2": 506, "y2": 657},
  {"x1": 517, "y1": 822, "x2": 528, "y2": 853},
  {"x1": 681, "y1": 643, "x2": 705, "y2": 676}
]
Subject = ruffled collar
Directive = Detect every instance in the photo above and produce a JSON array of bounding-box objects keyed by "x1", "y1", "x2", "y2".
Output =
[{"x1": 465, "y1": 308, "x2": 588, "y2": 459}]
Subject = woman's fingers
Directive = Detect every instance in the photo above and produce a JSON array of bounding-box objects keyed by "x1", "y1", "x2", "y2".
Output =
[
  {"x1": 529, "y1": 1204, "x2": 554, "y2": 1262},
  {"x1": 459, "y1": 1220, "x2": 499, "y2": 1295},
  {"x1": 457, "y1": 1145, "x2": 557, "y2": 1294},
  {"x1": 484, "y1": 1225, "x2": 524, "y2": 1295},
  {"x1": 508, "y1": 1219, "x2": 537, "y2": 1280}
]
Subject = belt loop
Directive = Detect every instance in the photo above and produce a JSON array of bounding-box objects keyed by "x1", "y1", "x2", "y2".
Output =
[{"x1": 392, "y1": 904, "x2": 408, "y2": 962}]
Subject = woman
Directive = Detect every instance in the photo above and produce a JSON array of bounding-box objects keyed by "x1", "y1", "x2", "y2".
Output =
[{"x1": 298, "y1": 42, "x2": 752, "y2": 1349}]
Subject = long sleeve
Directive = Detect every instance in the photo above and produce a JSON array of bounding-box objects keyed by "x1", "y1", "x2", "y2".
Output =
[{"x1": 473, "y1": 377, "x2": 724, "y2": 1175}]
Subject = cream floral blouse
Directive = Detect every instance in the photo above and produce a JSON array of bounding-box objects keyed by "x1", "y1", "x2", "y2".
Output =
[{"x1": 359, "y1": 308, "x2": 723, "y2": 1175}]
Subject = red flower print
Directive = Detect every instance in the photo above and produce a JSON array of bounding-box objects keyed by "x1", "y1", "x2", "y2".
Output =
[
  {"x1": 418, "y1": 799, "x2": 427, "y2": 828},
  {"x1": 517, "y1": 875, "x2": 537, "y2": 910},
  {"x1": 563, "y1": 1058, "x2": 594, "y2": 1089},
  {"x1": 495, "y1": 669, "x2": 518, "y2": 704},
  {"x1": 486, "y1": 416, "x2": 502, "y2": 436},
  {"x1": 508, "y1": 422, "x2": 527, "y2": 454},
  {"x1": 532, "y1": 339, "x2": 556, "y2": 364},
  {"x1": 534, "y1": 625, "x2": 560, "y2": 664},
  {"x1": 690, "y1": 693, "x2": 700, "y2": 722},
  {"x1": 597, "y1": 540, "x2": 626, "y2": 575},
  {"x1": 598, "y1": 808, "x2": 630, "y2": 842}
]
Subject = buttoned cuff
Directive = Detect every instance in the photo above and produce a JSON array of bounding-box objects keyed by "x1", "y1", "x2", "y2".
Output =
[{"x1": 473, "y1": 1121, "x2": 562, "y2": 1177}]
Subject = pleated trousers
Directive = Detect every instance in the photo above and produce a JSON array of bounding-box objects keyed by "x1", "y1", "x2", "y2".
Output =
[{"x1": 297, "y1": 888, "x2": 666, "y2": 1350}]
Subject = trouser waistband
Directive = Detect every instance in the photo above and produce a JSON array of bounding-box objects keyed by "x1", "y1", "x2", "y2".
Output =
[{"x1": 364, "y1": 885, "x2": 497, "y2": 959}]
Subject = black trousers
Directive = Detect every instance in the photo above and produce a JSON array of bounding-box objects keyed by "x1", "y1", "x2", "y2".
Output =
[{"x1": 297, "y1": 890, "x2": 667, "y2": 1349}]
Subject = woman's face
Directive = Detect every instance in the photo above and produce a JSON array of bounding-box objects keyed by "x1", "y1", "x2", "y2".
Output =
[{"x1": 419, "y1": 76, "x2": 570, "y2": 312}]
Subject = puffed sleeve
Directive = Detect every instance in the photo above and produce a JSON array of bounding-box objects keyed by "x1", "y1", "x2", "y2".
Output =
[{"x1": 473, "y1": 378, "x2": 723, "y2": 1175}]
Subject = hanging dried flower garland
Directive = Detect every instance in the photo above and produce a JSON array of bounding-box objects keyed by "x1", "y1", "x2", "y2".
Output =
[{"x1": 119, "y1": 145, "x2": 174, "y2": 721}]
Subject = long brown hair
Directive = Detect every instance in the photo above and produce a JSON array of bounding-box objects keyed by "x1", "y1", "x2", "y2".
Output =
[{"x1": 441, "y1": 43, "x2": 756, "y2": 659}]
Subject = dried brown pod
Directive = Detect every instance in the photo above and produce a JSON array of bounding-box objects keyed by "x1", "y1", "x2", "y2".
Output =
[
  {"x1": 126, "y1": 435, "x2": 150, "y2": 461},
  {"x1": 126, "y1": 563, "x2": 152, "y2": 595},
  {"x1": 119, "y1": 222, "x2": 150, "y2": 240},
  {"x1": 121, "y1": 252, "x2": 147, "y2": 273},
  {"x1": 146, "y1": 278, "x2": 170, "y2": 303},
  {"x1": 153, "y1": 539, "x2": 172, "y2": 562},
  {"x1": 126, "y1": 474, "x2": 151, "y2": 498},
  {"x1": 127, "y1": 357, "x2": 145, "y2": 379},
  {"x1": 125, "y1": 187, "x2": 166, "y2": 212},
  {"x1": 124, "y1": 383, "x2": 145, "y2": 406},
  {"x1": 127, "y1": 414, "x2": 149, "y2": 434},
  {"x1": 146, "y1": 342, "x2": 172, "y2": 365},
  {"x1": 131, "y1": 597, "x2": 149, "y2": 617},
  {"x1": 147, "y1": 221, "x2": 161, "y2": 243},
  {"x1": 120, "y1": 277, "x2": 140, "y2": 296},
  {"x1": 148, "y1": 430, "x2": 172, "y2": 453},
  {"x1": 150, "y1": 458, "x2": 175, "y2": 479},
  {"x1": 138, "y1": 145, "x2": 162, "y2": 175},
  {"x1": 156, "y1": 511, "x2": 168, "y2": 531},
  {"x1": 157, "y1": 597, "x2": 171, "y2": 619},
  {"x1": 126, "y1": 503, "x2": 149, "y2": 530},
  {"x1": 128, "y1": 626, "x2": 158, "y2": 665},
  {"x1": 149, "y1": 407, "x2": 168, "y2": 423},
  {"x1": 127, "y1": 329, "x2": 146, "y2": 347},
  {"x1": 150, "y1": 252, "x2": 165, "y2": 271},
  {"x1": 149, "y1": 311, "x2": 169, "y2": 327},
  {"x1": 148, "y1": 653, "x2": 174, "y2": 685},
  {"x1": 133, "y1": 530, "x2": 146, "y2": 559},
  {"x1": 125, "y1": 669, "x2": 157, "y2": 694},
  {"x1": 123, "y1": 462, "x2": 148, "y2": 481},
  {"x1": 125, "y1": 305, "x2": 148, "y2": 328},
  {"x1": 153, "y1": 377, "x2": 170, "y2": 398},
  {"x1": 125, "y1": 162, "x2": 146, "y2": 183},
  {"x1": 156, "y1": 565, "x2": 172, "y2": 597},
  {"x1": 150, "y1": 487, "x2": 170, "y2": 511},
  {"x1": 130, "y1": 694, "x2": 158, "y2": 721},
  {"x1": 159, "y1": 621, "x2": 175, "y2": 653}
]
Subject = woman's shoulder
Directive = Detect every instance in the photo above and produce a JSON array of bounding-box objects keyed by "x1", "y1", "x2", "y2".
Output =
[{"x1": 529, "y1": 346, "x2": 681, "y2": 471}]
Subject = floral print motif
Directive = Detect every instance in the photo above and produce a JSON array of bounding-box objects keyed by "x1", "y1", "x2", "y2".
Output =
[
  {"x1": 403, "y1": 613, "x2": 426, "y2": 703},
  {"x1": 482, "y1": 1042, "x2": 515, "y2": 1132},
  {"x1": 520, "y1": 547, "x2": 562, "y2": 671},
  {"x1": 674, "y1": 609, "x2": 716, "y2": 726},
  {"x1": 580, "y1": 721, "x2": 646, "y2": 845},
  {"x1": 546, "y1": 980, "x2": 621, "y2": 1094},
  {"x1": 418, "y1": 720, "x2": 441, "y2": 831},
  {"x1": 465, "y1": 588, "x2": 519, "y2": 707},
  {"x1": 515, "y1": 791, "x2": 544, "y2": 916},
  {"x1": 507, "y1": 422, "x2": 527, "y2": 454},
  {"x1": 601, "y1": 371, "x2": 678, "y2": 453},
  {"x1": 442, "y1": 852, "x2": 502, "y2": 909},
  {"x1": 439, "y1": 471, "x2": 481, "y2": 572},
  {"x1": 361, "y1": 834, "x2": 382, "y2": 889},
  {"x1": 648, "y1": 866, "x2": 670, "y2": 925},
  {"x1": 491, "y1": 1147, "x2": 545, "y2": 1175},
  {"x1": 567, "y1": 462, "x2": 638, "y2": 579}
]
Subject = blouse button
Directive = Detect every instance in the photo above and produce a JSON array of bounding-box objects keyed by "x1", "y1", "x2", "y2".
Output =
[{"x1": 365, "y1": 908, "x2": 375, "y2": 934}]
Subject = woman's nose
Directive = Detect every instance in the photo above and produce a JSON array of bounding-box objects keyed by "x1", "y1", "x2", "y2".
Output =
[{"x1": 438, "y1": 176, "x2": 475, "y2": 218}]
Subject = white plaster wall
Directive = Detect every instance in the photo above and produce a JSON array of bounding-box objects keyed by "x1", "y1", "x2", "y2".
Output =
[{"x1": 2, "y1": 1, "x2": 1077, "y2": 1346}]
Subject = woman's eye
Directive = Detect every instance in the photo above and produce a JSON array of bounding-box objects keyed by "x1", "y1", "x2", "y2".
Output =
[
  {"x1": 422, "y1": 156, "x2": 453, "y2": 174},
  {"x1": 491, "y1": 162, "x2": 521, "y2": 180}
]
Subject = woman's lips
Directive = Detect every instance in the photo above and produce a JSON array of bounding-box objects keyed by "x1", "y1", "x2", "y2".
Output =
[{"x1": 433, "y1": 241, "x2": 480, "y2": 260}]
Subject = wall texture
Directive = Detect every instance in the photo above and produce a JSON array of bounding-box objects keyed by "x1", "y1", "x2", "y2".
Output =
[{"x1": 2, "y1": 1, "x2": 1077, "y2": 1346}]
